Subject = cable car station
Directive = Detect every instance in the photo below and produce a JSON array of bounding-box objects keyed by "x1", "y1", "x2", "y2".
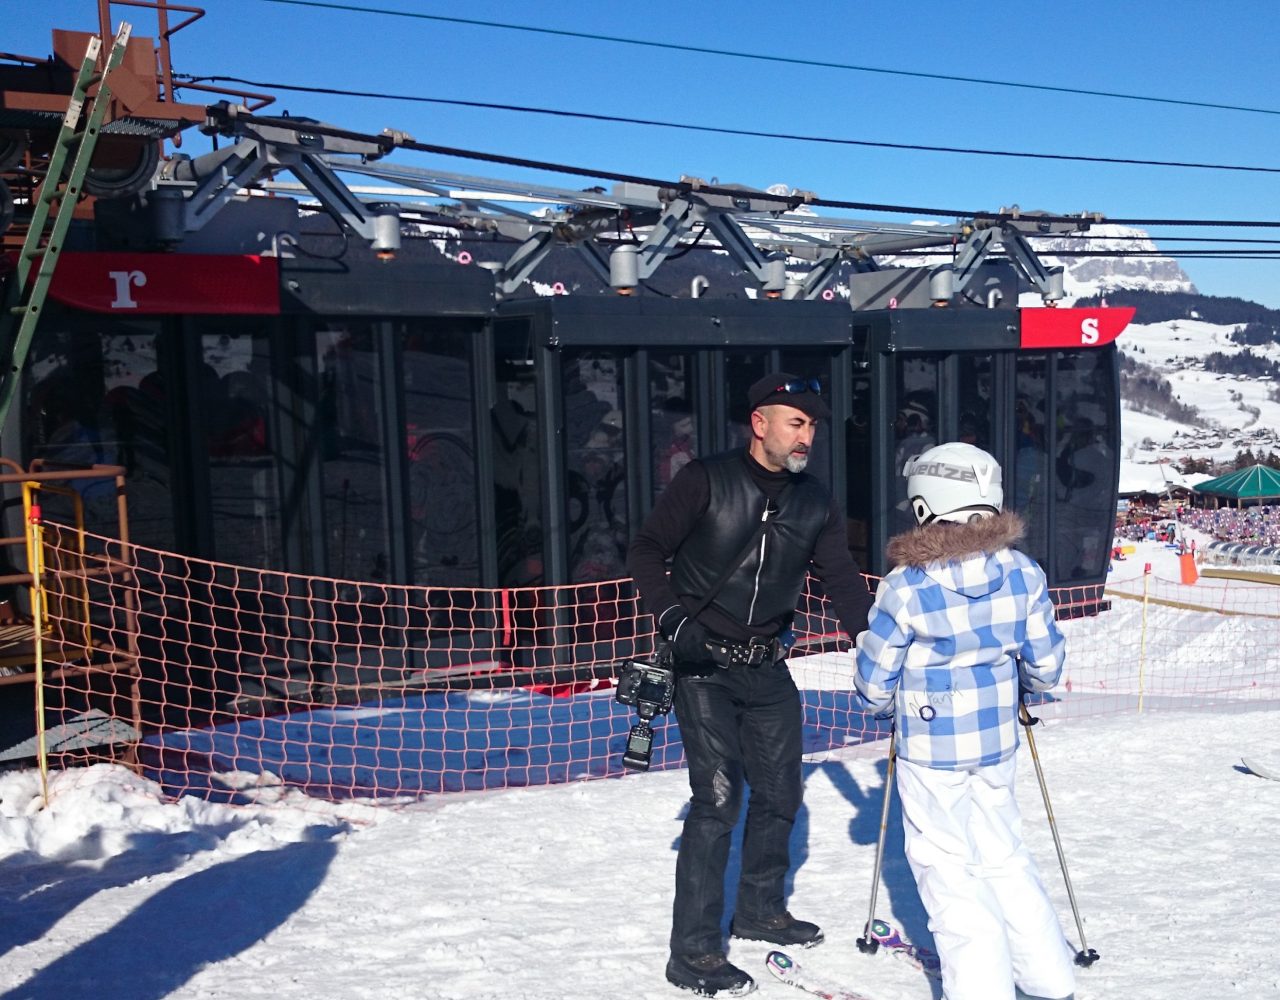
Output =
[{"x1": 4, "y1": 87, "x2": 1131, "y2": 598}]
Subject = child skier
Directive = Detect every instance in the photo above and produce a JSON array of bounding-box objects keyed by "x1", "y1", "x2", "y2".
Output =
[{"x1": 854, "y1": 442, "x2": 1076, "y2": 1000}]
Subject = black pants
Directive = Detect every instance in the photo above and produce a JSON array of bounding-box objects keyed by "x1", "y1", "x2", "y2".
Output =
[{"x1": 669, "y1": 659, "x2": 804, "y2": 956}]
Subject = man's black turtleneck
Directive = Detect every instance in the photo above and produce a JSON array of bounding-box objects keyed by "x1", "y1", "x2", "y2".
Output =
[{"x1": 627, "y1": 449, "x2": 871, "y2": 643}]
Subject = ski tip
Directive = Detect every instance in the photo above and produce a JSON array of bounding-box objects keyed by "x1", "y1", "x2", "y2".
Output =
[
  {"x1": 765, "y1": 950, "x2": 798, "y2": 978},
  {"x1": 1241, "y1": 757, "x2": 1278, "y2": 780}
]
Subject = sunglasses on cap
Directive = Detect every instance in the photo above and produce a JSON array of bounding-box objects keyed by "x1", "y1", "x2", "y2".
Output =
[{"x1": 774, "y1": 378, "x2": 822, "y2": 395}]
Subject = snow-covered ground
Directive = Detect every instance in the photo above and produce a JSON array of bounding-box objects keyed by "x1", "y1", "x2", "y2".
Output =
[{"x1": 1, "y1": 538, "x2": 1277, "y2": 1000}]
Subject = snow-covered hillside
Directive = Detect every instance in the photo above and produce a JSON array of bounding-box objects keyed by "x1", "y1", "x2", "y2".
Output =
[
  {"x1": 1026, "y1": 223, "x2": 1273, "y2": 469},
  {"x1": 1117, "y1": 317, "x2": 1280, "y2": 465},
  {"x1": 871, "y1": 220, "x2": 1262, "y2": 468}
]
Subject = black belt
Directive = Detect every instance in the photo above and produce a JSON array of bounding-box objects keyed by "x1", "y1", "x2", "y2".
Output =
[{"x1": 705, "y1": 634, "x2": 783, "y2": 668}]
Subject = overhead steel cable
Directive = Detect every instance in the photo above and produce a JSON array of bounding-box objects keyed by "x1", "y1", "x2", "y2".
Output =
[
  {"x1": 372, "y1": 221, "x2": 1280, "y2": 262},
  {"x1": 203, "y1": 108, "x2": 973, "y2": 217},
  {"x1": 400, "y1": 229, "x2": 1280, "y2": 258},
  {"x1": 1108, "y1": 217, "x2": 1280, "y2": 229},
  {"x1": 178, "y1": 75, "x2": 1280, "y2": 177},
  {"x1": 205, "y1": 109, "x2": 1280, "y2": 232},
  {"x1": 901, "y1": 248, "x2": 1280, "y2": 259},
  {"x1": 382, "y1": 210, "x2": 1280, "y2": 262},
  {"x1": 1052, "y1": 234, "x2": 1280, "y2": 245},
  {"x1": 254, "y1": 0, "x2": 1280, "y2": 119}
]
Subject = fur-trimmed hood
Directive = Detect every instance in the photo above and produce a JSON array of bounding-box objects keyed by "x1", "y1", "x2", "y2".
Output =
[{"x1": 886, "y1": 511, "x2": 1026, "y2": 599}]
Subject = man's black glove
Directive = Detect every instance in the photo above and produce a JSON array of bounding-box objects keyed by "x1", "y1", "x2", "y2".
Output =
[
  {"x1": 660, "y1": 609, "x2": 711, "y2": 660},
  {"x1": 657, "y1": 606, "x2": 713, "y2": 664},
  {"x1": 669, "y1": 616, "x2": 711, "y2": 664}
]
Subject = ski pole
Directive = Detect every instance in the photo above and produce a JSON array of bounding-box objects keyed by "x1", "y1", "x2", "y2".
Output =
[
  {"x1": 856, "y1": 725, "x2": 896, "y2": 955},
  {"x1": 1019, "y1": 701, "x2": 1099, "y2": 968}
]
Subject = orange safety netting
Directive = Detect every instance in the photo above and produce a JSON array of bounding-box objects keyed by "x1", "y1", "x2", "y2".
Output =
[{"x1": 20, "y1": 532, "x2": 1280, "y2": 805}]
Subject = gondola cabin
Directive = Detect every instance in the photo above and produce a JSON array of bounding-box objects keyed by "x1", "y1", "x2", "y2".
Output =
[{"x1": 11, "y1": 239, "x2": 1130, "y2": 601}]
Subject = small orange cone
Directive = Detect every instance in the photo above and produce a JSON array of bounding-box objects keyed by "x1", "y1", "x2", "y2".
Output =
[{"x1": 1179, "y1": 552, "x2": 1198, "y2": 585}]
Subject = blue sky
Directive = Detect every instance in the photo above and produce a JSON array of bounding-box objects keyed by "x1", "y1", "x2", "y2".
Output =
[{"x1": 16, "y1": 1, "x2": 1280, "y2": 307}]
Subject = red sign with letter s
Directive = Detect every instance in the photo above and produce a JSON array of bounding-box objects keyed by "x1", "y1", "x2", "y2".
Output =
[{"x1": 1019, "y1": 306, "x2": 1135, "y2": 349}]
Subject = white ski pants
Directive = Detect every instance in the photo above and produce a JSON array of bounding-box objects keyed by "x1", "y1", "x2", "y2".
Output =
[{"x1": 896, "y1": 756, "x2": 1076, "y2": 1000}]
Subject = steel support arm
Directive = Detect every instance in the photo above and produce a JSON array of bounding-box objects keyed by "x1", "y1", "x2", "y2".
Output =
[
  {"x1": 634, "y1": 198, "x2": 699, "y2": 279},
  {"x1": 702, "y1": 212, "x2": 786, "y2": 293},
  {"x1": 574, "y1": 240, "x2": 613, "y2": 288},
  {"x1": 160, "y1": 139, "x2": 272, "y2": 233},
  {"x1": 799, "y1": 249, "x2": 845, "y2": 300},
  {"x1": 156, "y1": 141, "x2": 394, "y2": 245},
  {"x1": 998, "y1": 226, "x2": 1065, "y2": 301},
  {"x1": 950, "y1": 227, "x2": 1000, "y2": 294},
  {"x1": 495, "y1": 230, "x2": 557, "y2": 295},
  {"x1": 283, "y1": 150, "x2": 385, "y2": 240}
]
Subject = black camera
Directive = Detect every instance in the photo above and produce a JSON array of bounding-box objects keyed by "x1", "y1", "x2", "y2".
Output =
[{"x1": 615, "y1": 646, "x2": 676, "y2": 772}]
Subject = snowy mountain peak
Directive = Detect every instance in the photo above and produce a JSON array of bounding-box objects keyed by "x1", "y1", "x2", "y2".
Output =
[
  {"x1": 1032, "y1": 224, "x2": 1198, "y2": 300},
  {"x1": 871, "y1": 222, "x2": 1195, "y2": 301}
]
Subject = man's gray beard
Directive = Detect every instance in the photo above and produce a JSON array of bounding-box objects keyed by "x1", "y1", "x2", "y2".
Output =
[{"x1": 764, "y1": 440, "x2": 809, "y2": 473}]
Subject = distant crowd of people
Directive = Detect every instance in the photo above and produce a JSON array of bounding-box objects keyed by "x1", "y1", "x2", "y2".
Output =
[
  {"x1": 1115, "y1": 501, "x2": 1173, "y2": 542},
  {"x1": 1113, "y1": 502, "x2": 1280, "y2": 554},
  {"x1": 1176, "y1": 504, "x2": 1280, "y2": 548}
]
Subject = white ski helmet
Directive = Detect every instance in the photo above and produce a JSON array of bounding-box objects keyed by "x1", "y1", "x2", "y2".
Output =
[{"x1": 905, "y1": 442, "x2": 1003, "y2": 525}]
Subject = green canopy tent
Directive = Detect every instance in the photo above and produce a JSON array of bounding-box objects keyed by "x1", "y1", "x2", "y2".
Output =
[{"x1": 1192, "y1": 464, "x2": 1280, "y2": 508}]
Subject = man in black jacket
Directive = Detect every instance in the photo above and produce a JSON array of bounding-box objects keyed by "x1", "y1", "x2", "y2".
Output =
[{"x1": 628, "y1": 373, "x2": 872, "y2": 997}]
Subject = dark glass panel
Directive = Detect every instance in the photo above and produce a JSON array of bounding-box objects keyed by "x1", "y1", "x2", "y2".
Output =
[
  {"x1": 24, "y1": 317, "x2": 176, "y2": 551},
  {"x1": 845, "y1": 363, "x2": 873, "y2": 570},
  {"x1": 722, "y1": 353, "x2": 768, "y2": 452},
  {"x1": 314, "y1": 321, "x2": 390, "y2": 581},
  {"x1": 1013, "y1": 356, "x2": 1051, "y2": 564},
  {"x1": 563, "y1": 351, "x2": 627, "y2": 583},
  {"x1": 401, "y1": 320, "x2": 479, "y2": 586},
  {"x1": 492, "y1": 321, "x2": 542, "y2": 586},
  {"x1": 196, "y1": 319, "x2": 283, "y2": 569},
  {"x1": 648, "y1": 352, "x2": 697, "y2": 501},
  {"x1": 891, "y1": 356, "x2": 940, "y2": 537},
  {"x1": 956, "y1": 354, "x2": 995, "y2": 452},
  {"x1": 1053, "y1": 349, "x2": 1118, "y2": 582}
]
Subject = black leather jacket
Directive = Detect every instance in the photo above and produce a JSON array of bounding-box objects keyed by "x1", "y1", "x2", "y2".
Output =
[{"x1": 668, "y1": 451, "x2": 828, "y2": 631}]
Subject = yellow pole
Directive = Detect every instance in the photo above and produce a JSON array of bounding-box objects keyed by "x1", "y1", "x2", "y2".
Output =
[
  {"x1": 1137, "y1": 561, "x2": 1151, "y2": 714},
  {"x1": 24, "y1": 489, "x2": 49, "y2": 806}
]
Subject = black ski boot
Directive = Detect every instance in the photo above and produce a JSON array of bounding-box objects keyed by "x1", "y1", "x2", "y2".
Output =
[
  {"x1": 665, "y1": 952, "x2": 757, "y2": 997},
  {"x1": 730, "y1": 910, "x2": 825, "y2": 948}
]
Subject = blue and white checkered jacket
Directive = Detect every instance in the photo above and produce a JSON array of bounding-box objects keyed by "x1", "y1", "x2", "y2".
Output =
[{"x1": 854, "y1": 512, "x2": 1065, "y2": 770}]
